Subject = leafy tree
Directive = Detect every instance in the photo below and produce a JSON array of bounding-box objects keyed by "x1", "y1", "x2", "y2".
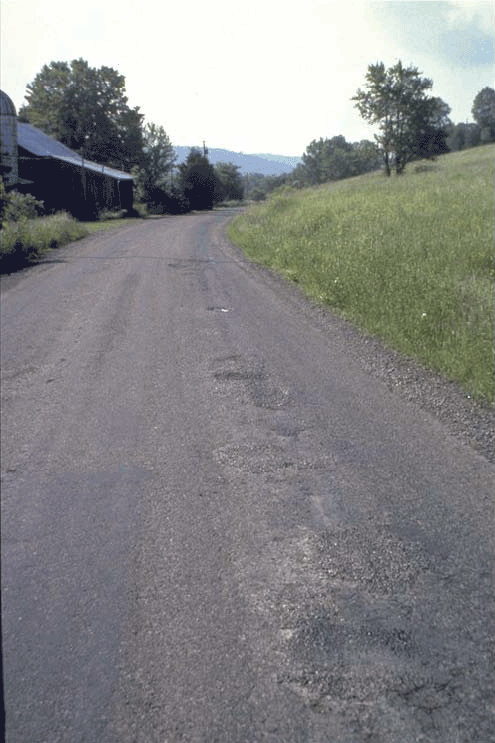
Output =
[
  {"x1": 142, "y1": 123, "x2": 176, "y2": 188},
  {"x1": 135, "y1": 122, "x2": 176, "y2": 202},
  {"x1": 264, "y1": 173, "x2": 292, "y2": 193},
  {"x1": 447, "y1": 122, "x2": 481, "y2": 152},
  {"x1": 18, "y1": 61, "x2": 70, "y2": 132},
  {"x1": 300, "y1": 136, "x2": 351, "y2": 185},
  {"x1": 287, "y1": 163, "x2": 309, "y2": 189},
  {"x1": 177, "y1": 148, "x2": 221, "y2": 210},
  {"x1": 297, "y1": 136, "x2": 381, "y2": 186},
  {"x1": 471, "y1": 87, "x2": 495, "y2": 142},
  {"x1": 353, "y1": 61, "x2": 449, "y2": 175},
  {"x1": 410, "y1": 96, "x2": 451, "y2": 159},
  {"x1": 446, "y1": 122, "x2": 465, "y2": 152},
  {"x1": 242, "y1": 173, "x2": 268, "y2": 201},
  {"x1": 350, "y1": 140, "x2": 383, "y2": 174},
  {"x1": 243, "y1": 172, "x2": 296, "y2": 199},
  {"x1": 19, "y1": 59, "x2": 144, "y2": 170},
  {"x1": 138, "y1": 184, "x2": 189, "y2": 215},
  {"x1": 214, "y1": 162, "x2": 244, "y2": 201}
]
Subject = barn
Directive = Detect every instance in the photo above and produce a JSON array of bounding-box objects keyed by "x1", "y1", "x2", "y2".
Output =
[{"x1": 1, "y1": 90, "x2": 134, "y2": 220}]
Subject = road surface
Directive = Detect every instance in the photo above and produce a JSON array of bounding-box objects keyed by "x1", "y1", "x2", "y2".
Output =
[{"x1": 1, "y1": 210, "x2": 494, "y2": 742}]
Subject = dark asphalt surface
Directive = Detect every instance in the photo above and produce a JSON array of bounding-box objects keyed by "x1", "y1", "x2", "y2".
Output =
[{"x1": 1, "y1": 209, "x2": 494, "y2": 742}]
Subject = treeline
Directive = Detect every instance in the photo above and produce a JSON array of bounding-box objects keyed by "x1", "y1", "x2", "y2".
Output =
[
  {"x1": 447, "y1": 86, "x2": 495, "y2": 151},
  {"x1": 14, "y1": 58, "x2": 495, "y2": 213},
  {"x1": 243, "y1": 137, "x2": 383, "y2": 200},
  {"x1": 135, "y1": 142, "x2": 245, "y2": 214},
  {"x1": 15, "y1": 59, "x2": 244, "y2": 215},
  {"x1": 247, "y1": 75, "x2": 494, "y2": 199}
]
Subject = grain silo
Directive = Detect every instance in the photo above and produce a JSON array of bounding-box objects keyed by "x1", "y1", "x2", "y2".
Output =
[{"x1": 0, "y1": 90, "x2": 19, "y2": 187}]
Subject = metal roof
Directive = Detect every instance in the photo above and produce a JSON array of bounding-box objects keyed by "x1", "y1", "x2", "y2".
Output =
[
  {"x1": 17, "y1": 122, "x2": 134, "y2": 181},
  {"x1": 0, "y1": 90, "x2": 17, "y2": 116}
]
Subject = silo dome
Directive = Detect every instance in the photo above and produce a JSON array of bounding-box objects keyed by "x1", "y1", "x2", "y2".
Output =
[
  {"x1": 0, "y1": 90, "x2": 19, "y2": 187},
  {"x1": 1, "y1": 90, "x2": 17, "y2": 117}
]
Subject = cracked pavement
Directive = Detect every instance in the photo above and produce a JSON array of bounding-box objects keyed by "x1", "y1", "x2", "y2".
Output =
[{"x1": 1, "y1": 209, "x2": 494, "y2": 742}]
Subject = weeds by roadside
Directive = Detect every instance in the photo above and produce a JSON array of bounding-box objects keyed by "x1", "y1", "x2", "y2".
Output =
[
  {"x1": 0, "y1": 212, "x2": 88, "y2": 272},
  {"x1": 80, "y1": 217, "x2": 142, "y2": 233}
]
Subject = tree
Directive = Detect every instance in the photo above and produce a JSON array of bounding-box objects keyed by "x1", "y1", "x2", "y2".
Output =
[
  {"x1": 410, "y1": 96, "x2": 451, "y2": 159},
  {"x1": 300, "y1": 136, "x2": 352, "y2": 185},
  {"x1": 350, "y1": 140, "x2": 383, "y2": 174},
  {"x1": 242, "y1": 172, "x2": 268, "y2": 201},
  {"x1": 297, "y1": 136, "x2": 381, "y2": 186},
  {"x1": 19, "y1": 59, "x2": 144, "y2": 170},
  {"x1": 136, "y1": 122, "x2": 176, "y2": 198},
  {"x1": 134, "y1": 122, "x2": 180, "y2": 213},
  {"x1": 447, "y1": 122, "x2": 481, "y2": 152},
  {"x1": 177, "y1": 148, "x2": 221, "y2": 210},
  {"x1": 214, "y1": 162, "x2": 244, "y2": 201},
  {"x1": 471, "y1": 87, "x2": 495, "y2": 143},
  {"x1": 447, "y1": 122, "x2": 466, "y2": 152},
  {"x1": 265, "y1": 173, "x2": 292, "y2": 192},
  {"x1": 142, "y1": 123, "x2": 176, "y2": 188},
  {"x1": 353, "y1": 61, "x2": 448, "y2": 175}
]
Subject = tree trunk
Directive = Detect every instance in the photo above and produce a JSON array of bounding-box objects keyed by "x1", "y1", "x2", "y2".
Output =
[{"x1": 383, "y1": 150, "x2": 391, "y2": 176}]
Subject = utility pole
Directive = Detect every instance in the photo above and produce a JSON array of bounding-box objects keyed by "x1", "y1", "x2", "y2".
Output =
[{"x1": 203, "y1": 140, "x2": 208, "y2": 157}]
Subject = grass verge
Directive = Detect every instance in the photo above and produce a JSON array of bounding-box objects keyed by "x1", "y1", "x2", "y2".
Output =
[
  {"x1": 1, "y1": 212, "x2": 88, "y2": 273},
  {"x1": 80, "y1": 217, "x2": 142, "y2": 233},
  {"x1": 228, "y1": 146, "x2": 494, "y2": 403}
]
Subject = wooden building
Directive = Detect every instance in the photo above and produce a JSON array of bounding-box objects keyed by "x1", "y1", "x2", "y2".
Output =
[{"x1": 16, "y1": 122, "x2": 134, "y2": 219}]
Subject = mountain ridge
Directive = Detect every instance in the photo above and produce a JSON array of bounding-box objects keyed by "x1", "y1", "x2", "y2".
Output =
[{"x1": 174, "y1": 146, "x2": 301, "y2": 175}]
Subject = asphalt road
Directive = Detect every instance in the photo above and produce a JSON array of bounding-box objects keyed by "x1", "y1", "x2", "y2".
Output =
[{"x1": 1, "y1": 210, "x2": 494, "y2": 743}]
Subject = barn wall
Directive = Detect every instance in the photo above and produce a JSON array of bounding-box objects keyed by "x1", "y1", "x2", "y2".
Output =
[{"x1": 17, "y1": 149, "x2": 133, "y2": 219}]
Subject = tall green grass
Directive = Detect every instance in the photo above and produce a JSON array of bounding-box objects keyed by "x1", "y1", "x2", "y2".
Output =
[
  {"x1": 1, "y1": 212, "x2": 88, "y2": 271},
  {"x1": 229, "y1": 146, "x2": 494, "y2": 403}
]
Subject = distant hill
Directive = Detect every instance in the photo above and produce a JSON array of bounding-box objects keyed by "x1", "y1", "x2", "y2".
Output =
[{"x1": 174, "y1": 146, "x2": 301, "y2": 175}]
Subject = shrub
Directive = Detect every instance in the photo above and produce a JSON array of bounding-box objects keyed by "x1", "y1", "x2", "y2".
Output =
[
  {"x1": 0, "y1": 212, "x2": 87, "y2": 272},
  {"x1": 132, "y1": 201, "x2": 149, "y2": 218},
  {"x1": 142, "y1": 185, "x2": 189, "y2": 215},
  {"x1": 98, "y1": 208, "x2": 128, "y2": 221},
  {"x1": 1, "y1": 189, "x2": 44, "y2": 221},
  {"x1": 251, "y1": 188, "x2": 267, "y2": 202}
]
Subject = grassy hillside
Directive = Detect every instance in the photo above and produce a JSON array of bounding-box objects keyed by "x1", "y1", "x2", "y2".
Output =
[{"x1": 229, "y1": 146, "x2": 494, "y2": 403}]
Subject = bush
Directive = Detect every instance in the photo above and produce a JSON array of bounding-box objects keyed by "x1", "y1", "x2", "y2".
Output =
[
  {"x1": 142, "y1": 185, "x2": 189, "y2": 215},
  {"x1": 98, "y1": 208, "x2": 128, "y2": 221},
  {"x1": 251, "y1": 188, "x2": 267, "y2": 202},
  {"x1": 132, "y1": 201, "x2": 149, "y2": 218},
  {"x1": 1, "y1": 189, "x2": 44, "y2": 221},
  {"x1": 0, "y1": 212, "x2": 88, "y2": 272}
]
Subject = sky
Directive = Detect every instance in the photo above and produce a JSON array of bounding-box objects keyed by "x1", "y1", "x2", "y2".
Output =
[{"x1": 1, "y1": 0, "x2": 493, "y2": 156}]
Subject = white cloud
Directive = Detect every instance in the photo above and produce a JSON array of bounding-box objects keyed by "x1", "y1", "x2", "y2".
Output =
[{"x1": 446, "y1": 0, "x2": 495, "y2": 34}]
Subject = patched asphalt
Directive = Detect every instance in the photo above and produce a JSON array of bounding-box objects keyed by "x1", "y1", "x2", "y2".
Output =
[{"x1": 1, "y1": 210, "x2": 494, "y2": 742}]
